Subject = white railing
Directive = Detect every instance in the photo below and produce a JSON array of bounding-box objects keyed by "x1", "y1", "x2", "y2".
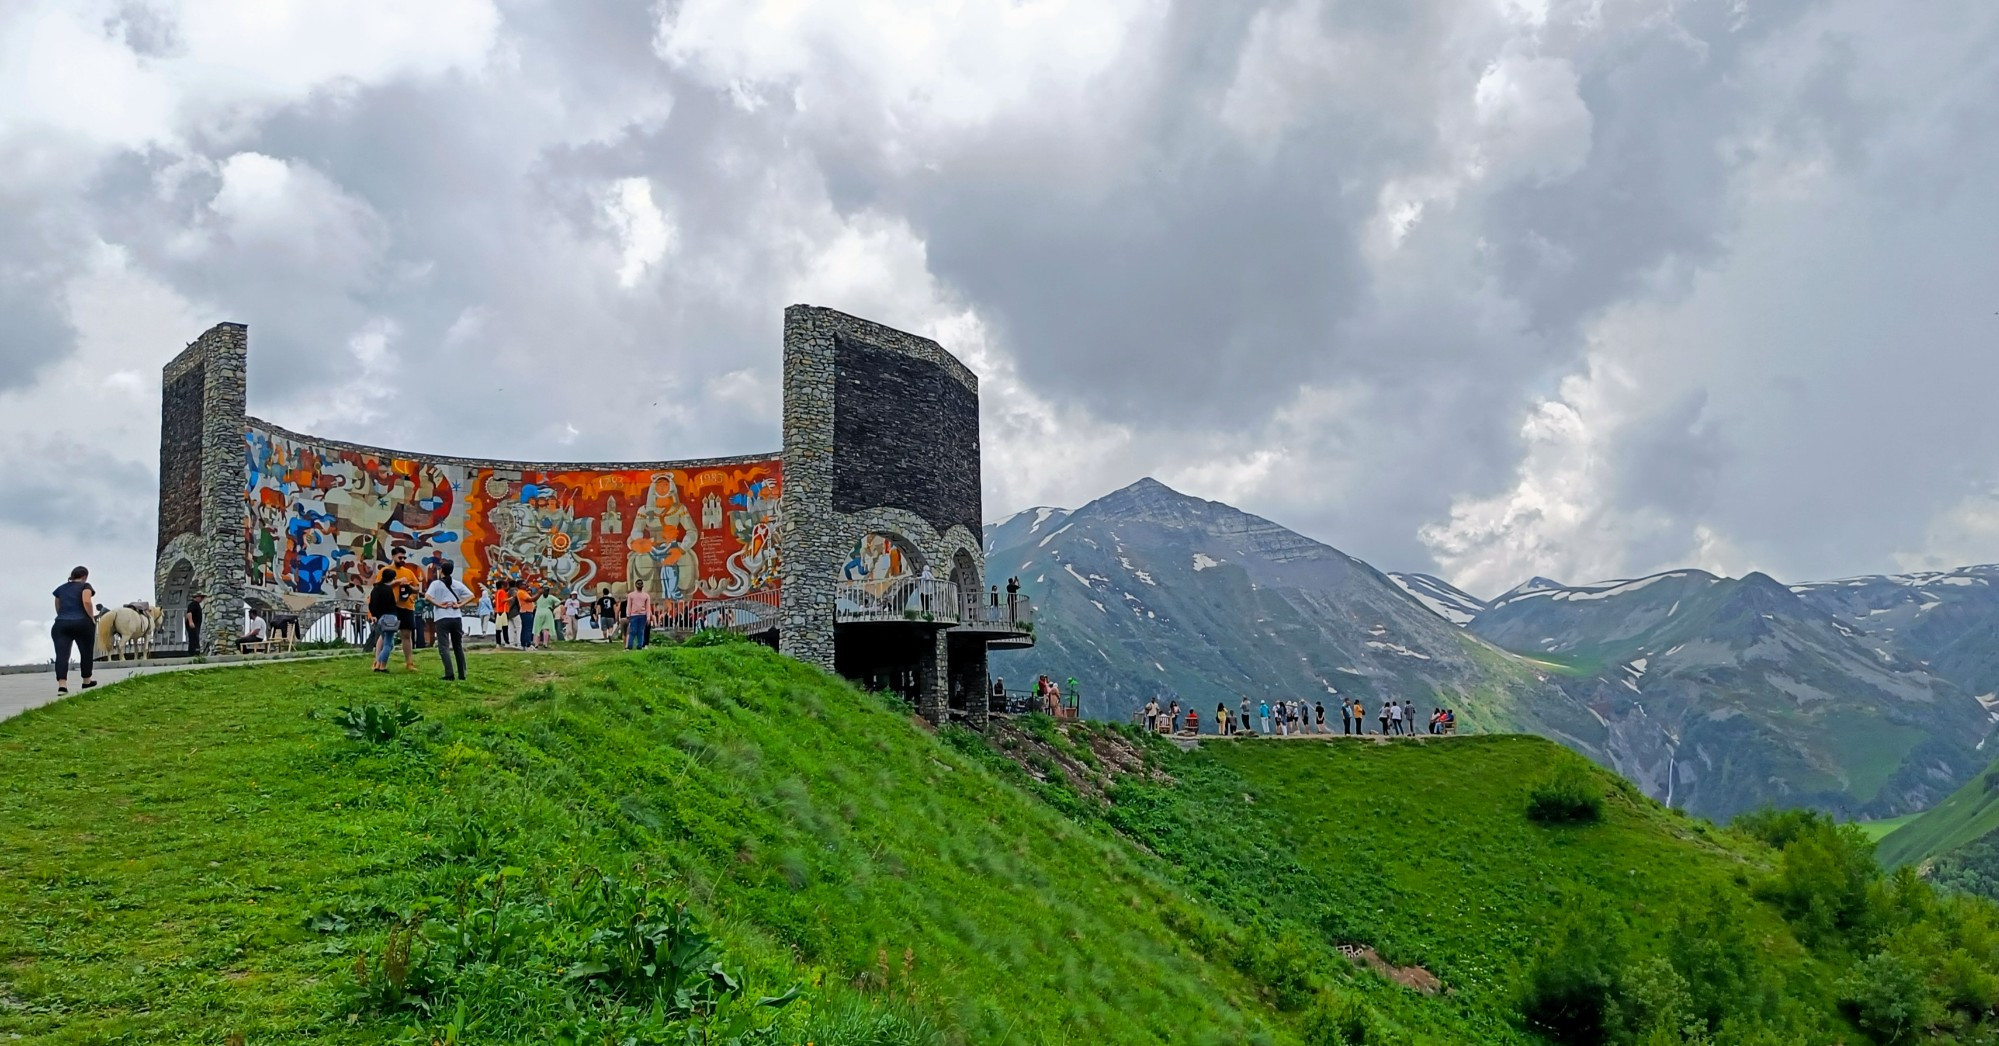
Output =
[
  {"x1": 835, "y1": 578, "x2": 961, "y2": 624},
  {"x1": 651, "y1": 589, "x2": 782, "y2": 636}
]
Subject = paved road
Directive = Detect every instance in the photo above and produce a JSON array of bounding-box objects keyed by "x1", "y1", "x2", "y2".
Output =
[{"x1": 0, "y1": 656, "x2": 346, "y2": 723}]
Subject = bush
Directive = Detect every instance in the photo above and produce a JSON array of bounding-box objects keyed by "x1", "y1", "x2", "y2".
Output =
[
  {"x1": 1527, "y1": 762, "x2": 1604, "y2": 826},
  {"x1": 1839, "y1": 951, "x2": 1938, "y2": 1043},
  {"x1": 682, "y1": 628, "x2": 751, "y2": 648},
  {"x1": 1302, "y1": 993, "x2": 1380, "y2": 1044},
  {"x1": 1521, "y1": 911, "x2": 1625, "y2": 1045}
]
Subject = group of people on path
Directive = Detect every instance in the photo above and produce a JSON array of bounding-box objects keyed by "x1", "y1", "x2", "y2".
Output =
[{"x1": 1137, "y1": 694, "x2": 1459, "y2": 738}]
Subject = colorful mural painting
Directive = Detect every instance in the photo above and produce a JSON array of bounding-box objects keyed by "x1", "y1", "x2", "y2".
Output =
[
  {"x1": 242, "y1": 424, "x2": 780, "y2": 613},
  {"x1": 842, "y1": 532, "x2": 915, "y2": 582}
]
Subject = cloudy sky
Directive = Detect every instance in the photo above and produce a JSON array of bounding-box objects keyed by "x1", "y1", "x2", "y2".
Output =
[{"x1": 3, "y1": 0, "x2": 1997, "y2": 658}]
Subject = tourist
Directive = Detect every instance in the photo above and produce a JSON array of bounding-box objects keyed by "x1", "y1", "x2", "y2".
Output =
[
  {"x1": 388, "y1": 548, "x2": 421, "y2": 670},
  {"x1": 1184, "y1": 707, "x2": 1198, "y2": 735},
  {"x1": 1315, "y1": 700, "x2": 1327, "y2": 735},
  {"x1": 474, "y1": 585, "x2": 493, "y2": 637},
  {"x1": 1291, "y1": 701, "x2": 1303, "y2": 736},
  {"x1": 1258, "y1": 700, "x2": 1270, "y2": 735},
  {"x1": 595, "y1": 586, "x2": 618, "y2": 643},
  {"x1": 1047, "y1": 678, "x2": 1063, "y2": 716},
  {"x1": 992, "y1": 677, "x2": 1006, "y2": 711},
  {"x1": 1352, "y1": 700, "x2": 1366, "y2": 734},
  {"x1": 1006, "y1": 576, "x2": 1020, "y2": 621},
  {"x1": 1340, "y1": 699, "x2": 1353, "y2": 735},
  {"x1": 1143, "y1": 698, "x2": 1160, "y2": 732},
  {"x1": 50, "y1": 566, "x2": 97, "y2": 695},
  {"x1": 427, "y1": 561, "x2": 473, "y2": 682},
  {"x1": 1167, "y1": 699, "x2": 1181, "y2": 729},
  {"x1": 534, "y1": 587, "x2": 558, "y2": 648},
  {"x1": 990, "y1": 584, "x2": 999, "y2": 609},
  {"x1": 493, "y1": 583, "x2": 512, "y2": 647},
  {"x1": 184, "y1": 592, "x2": 204, "y2": 657},
  {"x1": 240, "y1": 608, "x2": 268, "y2": 651},
  {"x1": 1215, "y1": 702, "x2": 1229, "y2": 736},
  {"x1": 1066, "y1": 677, "x2": 1080, "y2": 715},
  {"x1": 624, "y1": 585, "x2": 651, "y2": 649},
  {"x1": 1379, "y1": 702, "x2": 1391, "y2": 736},
  {"x1": 513, "y1": 581, "x2": 534, "y2": 649},
  {"x1": 368, "y1": 567, "x2": 400, "y2": 673},
  {"x1": 1238, "y1": 697, "x2": 1251, "y2": 735}
]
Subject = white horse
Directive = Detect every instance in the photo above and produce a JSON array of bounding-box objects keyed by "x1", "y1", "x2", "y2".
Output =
[{"x1": 96, "y1": 604, "x2": 164, "y2": 661}]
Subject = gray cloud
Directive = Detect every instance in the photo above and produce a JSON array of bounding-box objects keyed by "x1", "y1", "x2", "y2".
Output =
[{"x1": 0, "y1": 0, "x2": 1995, "y2": 663}]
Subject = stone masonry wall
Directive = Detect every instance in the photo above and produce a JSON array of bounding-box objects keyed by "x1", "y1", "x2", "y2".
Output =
[
  {"x1": 780, "y1": 305, "x2": 990, "y2": 718},
  {"x1": 154, "y1": 323, "x2": 248, "y2": 655}
]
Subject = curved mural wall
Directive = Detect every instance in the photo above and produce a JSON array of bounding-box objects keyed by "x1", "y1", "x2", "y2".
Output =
[{"x1": 243, "y1": 419, "x2": 780, "y2": 615}]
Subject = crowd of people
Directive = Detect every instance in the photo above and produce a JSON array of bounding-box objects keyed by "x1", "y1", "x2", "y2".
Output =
[{"x1": 1137, "y1": 695, "x2": 1458, "y2": 738}]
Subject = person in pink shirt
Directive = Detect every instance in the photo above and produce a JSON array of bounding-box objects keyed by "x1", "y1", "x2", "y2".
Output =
[{"x1": 624, "y1": 586, "x2": 652, "y2": 649}]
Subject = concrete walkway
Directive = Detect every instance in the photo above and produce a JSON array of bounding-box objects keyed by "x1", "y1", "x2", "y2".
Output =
[{"x1": 0, "y1": 654, "x2": 351, "y2": 723}]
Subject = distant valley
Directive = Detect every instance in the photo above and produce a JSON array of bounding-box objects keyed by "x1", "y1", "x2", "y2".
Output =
[{"x1": 987, "y1": 479, "x2": 1999, "y2": 822}]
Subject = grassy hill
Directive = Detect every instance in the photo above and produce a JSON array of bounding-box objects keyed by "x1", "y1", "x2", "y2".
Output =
[
  {"x1": 6, "y1": 642, "x2": 1999, "y2": 1043},
  {"x1": 1878, "y1": 760, "x2": 1999, "y2": 900}
]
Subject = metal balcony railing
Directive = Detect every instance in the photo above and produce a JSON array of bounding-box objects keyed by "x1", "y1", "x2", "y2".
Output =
[
  {"x1": 835, "y1": 578, "x2": 961, "y2": 624},
  {"x1": 650, "y1": 589, "x2": 782, "y2": 636},
  {"x1": 960, "y1": 593, "x2": 1034, "y2": 631}
]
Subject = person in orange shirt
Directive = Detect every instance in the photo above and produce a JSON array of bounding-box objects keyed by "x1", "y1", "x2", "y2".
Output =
[
  {"x1": 387, "y1": 547, "x2": 422, "y2": 671},
  {"x1": 492, "y1": 581, "x2": 513, "y2": 647}
]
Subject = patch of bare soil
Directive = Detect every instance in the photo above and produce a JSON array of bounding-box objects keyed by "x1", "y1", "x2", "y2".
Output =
[{"x1": 1338, "y1": 944, "x2": 1442, "y2": 994}]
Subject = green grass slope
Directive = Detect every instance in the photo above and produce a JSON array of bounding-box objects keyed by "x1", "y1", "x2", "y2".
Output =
[
  {"x1": 1878, "y1": 760, "x2": 1999, "y2": 898},
  {"x1": 7, "y1": 642, "x2": 1999, "y2": 1044}
]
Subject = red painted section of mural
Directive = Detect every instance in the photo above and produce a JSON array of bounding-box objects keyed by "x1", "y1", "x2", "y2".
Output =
[{"x1": 460, "y1": 463, "x2": 781, "y2": 599}]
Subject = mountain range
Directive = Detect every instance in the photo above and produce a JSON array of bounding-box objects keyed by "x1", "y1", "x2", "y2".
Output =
[{"x1": 987, "y1": 478, "x2": 1999, "y2": 822}]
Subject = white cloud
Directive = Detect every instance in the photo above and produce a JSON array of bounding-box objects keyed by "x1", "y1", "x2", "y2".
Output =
[{"x1": 603, "y1": 177, "x2": 675, "y2": 288}]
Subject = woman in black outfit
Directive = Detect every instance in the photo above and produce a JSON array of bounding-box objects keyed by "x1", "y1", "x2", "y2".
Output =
[
  {"x1": 52, "y1": 566, "x2": 98, "y2": 695},
  {"x1": 368, "y1": 567, "x2": 401, "y2": 673}
]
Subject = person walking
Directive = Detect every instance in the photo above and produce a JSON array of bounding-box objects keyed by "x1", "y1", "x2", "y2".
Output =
[
  {"x1": 427, "y1": 561, "x2": 473, "y2": 681},
  {"x1": 51, "y1": 566, "x2": 98, "y2": 695},
  {"x1": 184, "y1": 592, "x2": 204, "y2": 657},
  {"x1": 595, "y1": 586, "x2": 618, "y2": 643},
  {"x1": 534, "y1": 588, "x2": 558, "y2": 648},
  {"x1": 388, "y1": 548, "x2": 421, "y2": 671},
  {"x1": 367, "y1": 567, "x2": 401, "y2": 673}
]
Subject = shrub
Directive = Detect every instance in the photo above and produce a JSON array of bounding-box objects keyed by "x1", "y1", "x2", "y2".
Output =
[
  {"x1": 332, "y1": 701, "x2": 422, "y2": 743},
  {"x1": 1521, "y1": 913, "x2": 1625, "y2": 1045},
  {"x1": 1302, "y1": 993, "x2": 1380, "y2": 1044},
  {"x1": 1839, "y1": 951, "x2": 1938, "y2": 1043},
  {"x1": 1527, "y1": 762, "x2": 1604, "y2": 826}
]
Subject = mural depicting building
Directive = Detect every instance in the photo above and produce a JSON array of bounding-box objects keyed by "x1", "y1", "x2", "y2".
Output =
[{"x1": 155, "y1": 306, "x2": 1031, "y2": 726}]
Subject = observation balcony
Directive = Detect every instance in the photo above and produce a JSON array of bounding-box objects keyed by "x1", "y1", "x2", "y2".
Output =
[
  {"x1": 951, "y1": 593, "x2": 1035, "y2": 649},
  {"x1": 835, "y1": 578, "x2": 961, "y2": 625}
]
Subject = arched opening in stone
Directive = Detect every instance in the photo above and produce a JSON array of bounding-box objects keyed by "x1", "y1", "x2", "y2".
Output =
[{"x1": 160, "y1": 558, "x2": 195, "y2": 653}]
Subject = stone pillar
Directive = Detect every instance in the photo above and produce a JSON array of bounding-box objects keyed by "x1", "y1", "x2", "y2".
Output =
[
  {"x1": 156, "y1": 323, "x2": 248, "y2": 655},
  {"x1": 916, "y1": 631, "x2": 949, "y2": 725},
  {"x1": 778, "y1": 307, "x2": 839, "y2": 671}
]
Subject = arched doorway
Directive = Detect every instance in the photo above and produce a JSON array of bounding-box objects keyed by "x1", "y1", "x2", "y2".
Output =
[{"x1": 160, "y1": 558, "x2": 195, "y2": 654}]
